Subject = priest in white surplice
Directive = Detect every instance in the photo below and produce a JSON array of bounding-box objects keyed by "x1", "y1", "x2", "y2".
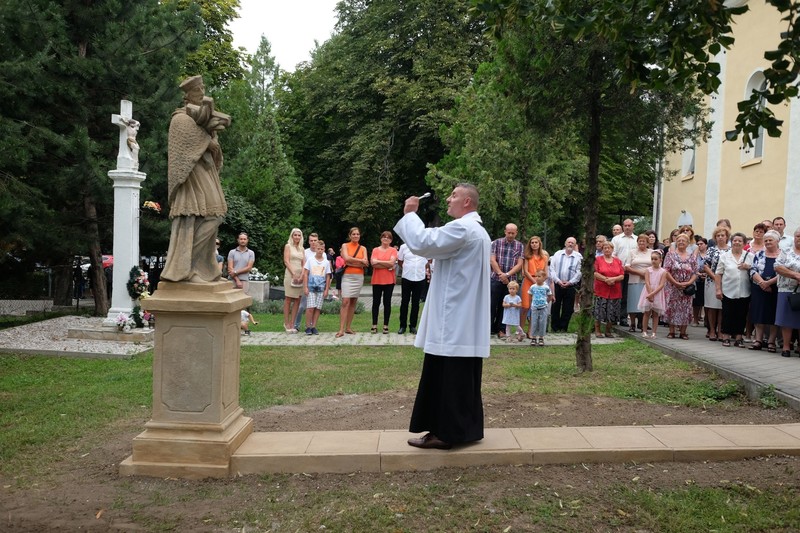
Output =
[{"x1": 394, "y1": 183, "x2": 491, "y2": 450}]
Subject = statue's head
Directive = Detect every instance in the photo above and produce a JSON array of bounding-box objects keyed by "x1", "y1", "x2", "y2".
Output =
[{"x1": 180, "y1": 75, "x2": 205, "y2": 106}]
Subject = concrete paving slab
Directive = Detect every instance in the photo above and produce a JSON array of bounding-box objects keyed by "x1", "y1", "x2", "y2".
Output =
[
  {"x1": 646, "y1": 425, "x2": 736, "y2": 448},
  {"x1": 577, "y1": 426, "x2": 667, "y2": 449},
  {"x1": 709, "y1": 425, "x2": 800, "y2": 447},
  {"x1": 512, "y1": 427, "x2": 592, "y2": 450},
  {"x1": 306, "y1": 431, "x2": 380, "y2": 453}
]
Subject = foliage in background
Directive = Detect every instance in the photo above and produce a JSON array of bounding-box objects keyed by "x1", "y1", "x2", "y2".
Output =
[
  {"x1": 475, "y1": 0, "x2": 800, "y2": 147},
  {"x1": 0, "y1": 0, "x2": 248, "y2": 312},
  {"x1": 213, "y1": 38, "x2": 304, "y2": 275},
  {"x1": 464, "y1": 1, "x2": 709, "y2": 371},
  {"x1": 177, "y1": 0, "x2": 246, "y2": 88},
  {"x1": 277, "y1": 0, "x2": 491, "y2": 249}
]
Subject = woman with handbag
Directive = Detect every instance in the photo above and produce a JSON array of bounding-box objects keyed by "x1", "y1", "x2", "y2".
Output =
[
  {"x1": 282, "y1": 228, "x2": 305, "y2": 333},
  {"x1": 748, "y1": 230, "x2": 781, "y2": 352},
  {"x1": 664, "y1": 234, "x2": 698, "y2": 339},
  {"x1": 715, "y1": 232, "x2": 752, "y2": 347},
  {"x1": 774, "y1": 227, "x2": 800, "y2": 357},
  {"x1": 336, "y1": 227, "x2": 369, "y2": 338}
]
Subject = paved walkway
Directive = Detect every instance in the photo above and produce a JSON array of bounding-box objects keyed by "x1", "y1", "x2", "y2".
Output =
[{"x1": 618, "y1": 325, "x2": 800, "y2": 410}]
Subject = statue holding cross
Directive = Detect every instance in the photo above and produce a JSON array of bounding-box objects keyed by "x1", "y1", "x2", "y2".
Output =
[{"x1": 161, "y1": 75, "x2": 231, "y2": 283}]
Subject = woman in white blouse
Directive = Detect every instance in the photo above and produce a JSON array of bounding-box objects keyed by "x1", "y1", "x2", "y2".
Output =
[
  {"x1": 715, "y1": 232, "x2": 753, "y2": 347},
  {"x1": 624, "y1": 234, "x2": 651, "y2": 332}
]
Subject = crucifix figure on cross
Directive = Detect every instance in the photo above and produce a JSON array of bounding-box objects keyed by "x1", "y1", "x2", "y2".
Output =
[{"x1": 112, "y1": 100, "x2": 140, "y2": 171}]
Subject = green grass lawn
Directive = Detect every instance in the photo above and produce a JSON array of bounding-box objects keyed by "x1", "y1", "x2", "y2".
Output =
[
  {"x1": 1, "y1": 337, "x2": 741, "y2": 477},
  {"x1": 2, "y1": 314, "x2": 798, "y2": 532}
]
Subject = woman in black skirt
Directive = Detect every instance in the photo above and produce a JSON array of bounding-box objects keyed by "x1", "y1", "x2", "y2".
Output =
[{"x1": 748, "y1": 230, "x2": 781, "y2": 351}]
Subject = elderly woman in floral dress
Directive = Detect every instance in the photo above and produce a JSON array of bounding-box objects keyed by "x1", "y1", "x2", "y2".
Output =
[{"x1": 664, "y1": 234, "x2": 698, "y2": 339}]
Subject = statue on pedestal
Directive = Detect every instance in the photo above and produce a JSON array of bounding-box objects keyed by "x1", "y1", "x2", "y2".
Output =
[{"x1": 161, "y1": 75, "x2": 231, "y2": 283}]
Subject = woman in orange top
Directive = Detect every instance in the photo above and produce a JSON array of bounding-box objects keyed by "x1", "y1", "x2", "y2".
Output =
[
  {"x1": 336, "y1": 227, "x2": 369, "y2": 338},
  {"x1": 520, "y1": 236, "x2": 550, "y2": 336},
  {"x1": 370, "y1": 231, "x2": 398, "y2": 334}
]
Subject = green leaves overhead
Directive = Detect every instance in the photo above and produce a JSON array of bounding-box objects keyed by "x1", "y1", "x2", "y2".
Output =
[
  {"x1": 277, "y1": 0, "x2": 491, "y2": 247},
  {"x1": 474, "y1": 0, "x2": 800, "y2": 145}
]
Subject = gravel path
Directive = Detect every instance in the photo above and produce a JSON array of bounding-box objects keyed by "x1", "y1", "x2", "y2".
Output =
[{"x1": 0, "y1": 316, "x2": 152, "y2": 358}]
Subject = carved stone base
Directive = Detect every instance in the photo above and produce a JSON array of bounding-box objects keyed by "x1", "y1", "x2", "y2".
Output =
[
  {"x1": 120, "y1": 410, "x2": 253, "y2": 479},
  {"x1": 119, "y1": 281, "x2": 253, "y2": 478}
]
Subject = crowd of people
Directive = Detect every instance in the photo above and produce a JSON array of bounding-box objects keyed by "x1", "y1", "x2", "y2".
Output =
[
  {"x1": 486, "y1": 215, "x2": 800, "y2": 355},
  {"x1": 225, "y1": 212, "x2": 800, "y2": 358},
  {"x1": 271, "y1": 226, "x2": 432, "y2": 337}
]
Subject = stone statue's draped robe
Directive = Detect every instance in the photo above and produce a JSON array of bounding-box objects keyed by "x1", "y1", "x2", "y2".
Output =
[{"x1": 161, "y1": 108, "x2": 227, "y2": 283}]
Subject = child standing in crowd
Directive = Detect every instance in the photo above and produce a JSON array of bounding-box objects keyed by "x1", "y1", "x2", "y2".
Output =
[
  {"x1": 528, "y1": 269, "x2": 553, "y2": 346},
  {"x1": 303, "y1": 240, "x2": 332, "y2": 335},
  {"x1": 639, "y1": 251, "x2": 667, "y2": 338},
  {"x1": 240, "y1": 308, "x2": 258, "y2": 336},
  {"x1": 502, "y1": 281, "x2": 525, "y2": 341}
]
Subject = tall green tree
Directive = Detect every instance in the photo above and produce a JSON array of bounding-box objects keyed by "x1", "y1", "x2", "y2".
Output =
[
  {"x1": 214, "y1": 37, "x2": 303, "y2": 276},
  {"x1": 429, "y1": 59, "x2": 587, "y2": 242},
  {"x1": 278, "y1": 0, "x2": 491, "y2": 248},
  {"x1": 0, "y1": 0, "x2": 201, "y2": 313},
  {"x1": 477, "y1": 0, "x2": 800, "y2": 145},
  {"x1": 178, "y1": 0, "x2": 246, "y2": 88},
  {"x1": 466, "y1": 6, "x2": 707, "y2": 371}
]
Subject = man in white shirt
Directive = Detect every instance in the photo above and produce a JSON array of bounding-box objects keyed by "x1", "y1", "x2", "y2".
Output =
[
  {"x1": 394, "y1": 183, "x2": 490, "y2": 450},
  {"x1": 549, "y1": 237, "x2": 582, "y2": 332},
  {"x1": 612, "y1": 218, "x2": 637, "y2": 326},
  {"x1": 397, "y1": 244, "x2": 429, "y2": 334},
  {"x1": 774, "y1": 217, "x2": 792, "y2": 253}
]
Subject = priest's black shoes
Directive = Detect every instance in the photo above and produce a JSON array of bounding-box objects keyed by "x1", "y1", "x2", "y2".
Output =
[{"x1": 407, "y1": 433, "x2": 452, "y2": 450}]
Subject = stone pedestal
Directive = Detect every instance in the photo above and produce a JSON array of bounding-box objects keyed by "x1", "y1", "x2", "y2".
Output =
[
  {"x1": 120, "y1": 281, "x2": 253, "y2": 479},
  {"x1": 248, "y1": 280, "x2": 269, "y2": 303}
]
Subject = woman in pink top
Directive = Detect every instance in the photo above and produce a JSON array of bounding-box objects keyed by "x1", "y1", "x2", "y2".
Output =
[{"x1": 370, "y1": 231, "x2": 399, "y2": 333}]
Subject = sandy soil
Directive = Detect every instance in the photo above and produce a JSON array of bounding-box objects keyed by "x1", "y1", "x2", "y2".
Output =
[{"x1": 3, "y1": 391, "x2": 800, "y2": 532}]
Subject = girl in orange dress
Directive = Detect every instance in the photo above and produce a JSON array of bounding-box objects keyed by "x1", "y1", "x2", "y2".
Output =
[{"x1": 520, "y1": 236, "x2": 551, "y2": 336}]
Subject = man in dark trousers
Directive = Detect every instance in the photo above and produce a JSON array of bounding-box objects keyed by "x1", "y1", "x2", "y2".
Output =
[{"x1": 394, "y1": 183, "x2": 491, "y2": 450}]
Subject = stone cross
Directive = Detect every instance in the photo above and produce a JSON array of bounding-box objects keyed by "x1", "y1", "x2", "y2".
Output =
[
  {"x1": 103, "y1": 100, "x2": 147, "y2": 328},
  {"x1": 112, "y1": 100, "x2": 139, "y2": 171}
]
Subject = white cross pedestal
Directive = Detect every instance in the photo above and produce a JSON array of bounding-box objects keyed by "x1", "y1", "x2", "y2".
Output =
[{"x1": 103, "y1": 100, "x2": 147, "y2": 327}]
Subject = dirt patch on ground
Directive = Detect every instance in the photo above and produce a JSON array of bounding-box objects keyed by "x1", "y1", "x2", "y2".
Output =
[{"x1": 3, "y1": 392, "x2": 800, "y2": 531}]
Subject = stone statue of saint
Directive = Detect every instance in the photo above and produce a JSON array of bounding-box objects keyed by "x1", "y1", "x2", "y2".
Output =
[{"x1": 161, "y1": 75, "x2": 231, "y2": 283}]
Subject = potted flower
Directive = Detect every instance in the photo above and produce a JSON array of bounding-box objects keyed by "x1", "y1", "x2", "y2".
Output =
[{"x1": 115, "y1": 312, "x2": 133, "y2": 333}]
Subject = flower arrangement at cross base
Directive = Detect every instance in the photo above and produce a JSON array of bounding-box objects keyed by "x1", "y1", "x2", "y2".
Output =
[
  {"x1": 115, "y1": 312, "x2": 135, "y2": 332},
  {"x1": 125, "y1": 266, "x2": 153, "y2": 328},
  {"x1": 130, "y1": 305, "x2": 154, "y2": 328}
]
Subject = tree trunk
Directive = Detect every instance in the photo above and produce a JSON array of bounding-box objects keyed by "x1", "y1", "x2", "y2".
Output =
[
  {"x1": 52, "y1": 262, "x2": 73, "y2": 306},
  {"x1": 575, "y1": 50, "x2": 604, "y2": 373},
  {"x1": 84, "y1": 195, "x2": 109, "y2": 316}
]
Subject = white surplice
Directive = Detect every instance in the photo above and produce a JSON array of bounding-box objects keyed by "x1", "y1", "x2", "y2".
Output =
[{"x1": 394, "y1": 211, "x2": 491, "y2": 358}]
